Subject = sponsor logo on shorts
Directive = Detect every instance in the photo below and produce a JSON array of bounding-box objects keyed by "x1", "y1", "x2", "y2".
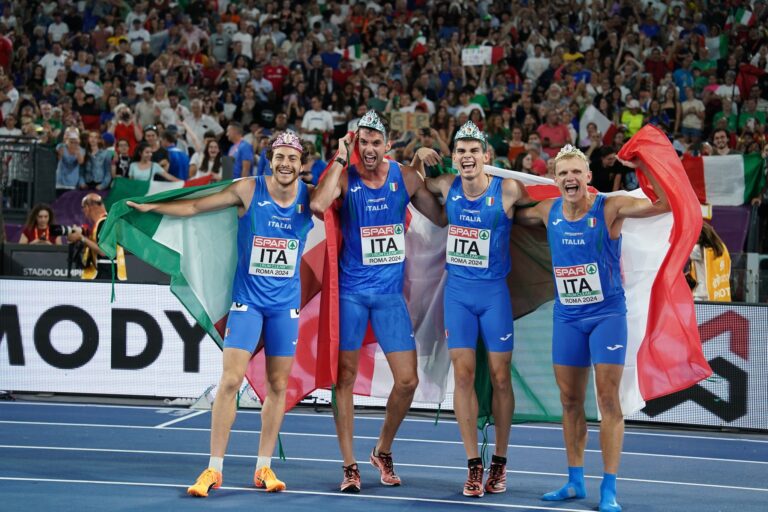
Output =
[
  {"x1": 499, "y1": 333, "x2": 512, "y2": 341},
  {"x1": 444, "y1": 329, "x2": 449, "y2": 339},
  {"x1": 292, "y1": 339, "x2": 298, "y2": 345},
  {"x1": 230, "y1": 302, "x2": 248, "y2": 312},
  {"x1": 225, "y1": 328, "x2": 230, "y2": 338},
  {"x1": 290, "y1": 308, "x2": 300, "y2": 319},
  {"x1": 606, "y1": 344, "x2": 624, "y2": 351}
]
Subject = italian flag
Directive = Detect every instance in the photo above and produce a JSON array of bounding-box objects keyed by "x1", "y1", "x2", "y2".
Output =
[
  {"x1": 105, "y1": 176, "x2": 213, "y2": 210},
  {"x1": 343, "y1": 44, "x2": 363, "y2": 61},
  {"x1": 99, "y1": 126, "x2": 710, "y2": 417},
  {"x1": 682, "y1": 153, "x2": 766, "y2": 206},
  {"x1": 704, "y1": 35, "x2": 728, "y2": 61},
  {"x1": 735, "y1": 8, "x2": 756, "y2": 26}
]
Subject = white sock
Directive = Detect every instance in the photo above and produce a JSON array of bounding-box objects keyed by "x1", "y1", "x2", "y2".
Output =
[
  {"x1": 256, "y1": 456, "x2": 271, "y2": 470},
  {"x1": 208, "y1": 456, "x2": 223, "y2": 473}
]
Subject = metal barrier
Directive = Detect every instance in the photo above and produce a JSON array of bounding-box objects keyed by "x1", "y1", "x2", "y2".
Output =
[{"x1": 0, "y1": 137, "x2": 57, "y2": 216}]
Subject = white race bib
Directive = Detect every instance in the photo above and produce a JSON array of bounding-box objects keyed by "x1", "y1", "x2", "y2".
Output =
[
  {"x1": 554, "y1": 263, "x2": 604, "y2": 305},
  {"x1": 360, "y1": 223, "x2": 405, "y2": 265},
  {"x1": 249, "y1": 236, "x2": 299, "y2": 277},
  {"x1": 446, "y1": 224, "x2": 491, "y2": 268}
]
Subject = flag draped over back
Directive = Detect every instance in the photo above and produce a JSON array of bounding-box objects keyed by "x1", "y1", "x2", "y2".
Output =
[{"x1": 99, "y1": 125, "x2": 709, "y2": 416}]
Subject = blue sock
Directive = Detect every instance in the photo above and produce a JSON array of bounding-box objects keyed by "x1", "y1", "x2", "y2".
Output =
[
  {"x1": 599, "y1": 473, "x2": 621, "y2": 512},
  {"x1": 541, "y1": 466, "x2": 586, "y2": 501}
]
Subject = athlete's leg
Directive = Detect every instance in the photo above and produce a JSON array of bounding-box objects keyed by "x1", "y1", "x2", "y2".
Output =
[
  {"x1": 594, "y1": 363, "x2": 624, "y2": 512},
  {"x1": 210, "y1": 347, "x2": 253, "y2": 458},
  {"x1": 334, "y1": 348, "x2": 361, "y2": 466},
  {"x1": 335, "y1": 295, "x2": 369, "y2": 467},
  {"x1": 487, "y1": 350, "x2": 514, "y2": 457},
  {"x1": 376, "y1": 349, "x2": 418, "y2": 453},
  {"x1": 450, "y1": 348, "x2": 479, "y2": 458},
  {"x1": 257, "y1": 355, "x2": 294, "y2": 458}
]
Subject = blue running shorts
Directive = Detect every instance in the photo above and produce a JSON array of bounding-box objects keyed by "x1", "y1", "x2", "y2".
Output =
[
  {"x1": 339, "y1": 293, "x2": 415, "y2": 353},
  {"x1": 223, "y1": 302, "x2": 300, "y2": 357},
  {"x1": 444, "y1": 276, "x2": 514, "y2": 352},
  {"x1": 552, "y1": 313, "x2": 628, "y2": 367}
]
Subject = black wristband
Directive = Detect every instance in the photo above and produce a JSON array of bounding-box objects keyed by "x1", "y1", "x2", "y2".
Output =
[{"x1": 335, "y1": 156, "x2": 347, "y2": 167}]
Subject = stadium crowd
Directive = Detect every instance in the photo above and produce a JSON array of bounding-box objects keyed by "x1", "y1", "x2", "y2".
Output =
[{"x1": 0, "y1": 0, "x2": 767, "y2": 252}]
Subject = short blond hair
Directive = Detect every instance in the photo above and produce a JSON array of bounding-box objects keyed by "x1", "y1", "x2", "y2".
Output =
[{"x1": 553, "y1": 144, "x2": 589, "y2": 168}]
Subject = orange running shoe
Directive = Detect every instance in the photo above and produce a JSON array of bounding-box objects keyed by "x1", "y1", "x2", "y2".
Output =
[
  {"x1": 463, "y1": 463, "x2": 484, "y2": 498},
  {"x1": 484, "y1": 460, "x2": 507, "y2": 494},
  {"x1": 254, "y1": 466, "x2": 286, "y2": 492},
  {"x1": 340, "y1": 463, "x2": 361, "y2": 493},
  {"x1": 187, "y1": 468, "x2": 222, "y2": 497},
  {"x1": 370, "y1": 450, "x2": 401, "y2": 486}
]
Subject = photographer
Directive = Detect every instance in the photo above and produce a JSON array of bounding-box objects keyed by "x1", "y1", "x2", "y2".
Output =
[
  {"x1": 67, "y1": 194, "x2": 126, "y2": 281},
  {"x1": 19, "y1": 204, "x2": 63, "y2": 245},
  {"x1": 108, "y1": 104, "x2": 143, "y2": 157}
]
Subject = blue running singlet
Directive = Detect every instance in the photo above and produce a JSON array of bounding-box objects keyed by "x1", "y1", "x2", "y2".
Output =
[
  {"x1": 445, "y1": 175, "x2": 512, "y2": 280},
  {"x1": 339, "y1": 160, "x2": 410, "y2": 294},
  {"x1": 231, "y1": 176, "x2": 314, "y2": 310},
  {"x1": 547, "y1": 194, "x2": 626, "y2": 320}
]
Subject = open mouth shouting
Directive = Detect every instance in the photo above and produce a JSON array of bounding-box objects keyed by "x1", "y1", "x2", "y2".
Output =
[
  {"x1": 362, "y1": 151, "x2": 378, "y2": 168},
  {"x1": 563, "y1": 182, "x2": 580, "y2": 197}
]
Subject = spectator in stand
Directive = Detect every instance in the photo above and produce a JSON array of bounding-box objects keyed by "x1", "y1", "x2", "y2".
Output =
[
  {"x1": 680, "y1": 86, "x2": 705, "y2": 145},
  {"x1": 110, "y1": 105, "x2": 143, "y2": 157},
  {"x1": 513, "y1": 151, "x2": 535, "y2": 174},
  {"x1": 163, "y1": 130, "x2": 191, "y2": 181},
  {"x1": 712, "y1": 129, "x2": 739, "y2": 156},
  {"x1": 226, "y1": 121, "x2": 254, "y2": 179},
  {"x1": 300, "y1": 95, "x2": 334, "y2": 146},
  {"x1": 537, "y1": 109, "x2": 572, "y2": 159},
  {"x1": 112, "y1": 138, "x2": 132, "y2": 179},
  {"x1": 0, "y1": 113, "x2": 21, "y2": 136},
  {"x1": 184, "y1": 99, "x2": 224, "y2": 150},
  {"x1": 190, "y1": 139, "x2": 223, "y2": 181},
  {"x1": 19, "y1": 203, "x2": 62, "y2": 245},
  {"x1": 80, "y1": 131, "x2": 112, "y2": 190},
  {"x1": 620, "y1": 100, "x2": 644, "y2": 137},
  {"x1": 129, "y1": 142, "x2": 178, "y2": 182},
  {"x1": 135, "y1": 86, "x2": 158, "y2": 128},
  {"x1": 55, "y1": 128, "x2": 85, "y2": 196}
]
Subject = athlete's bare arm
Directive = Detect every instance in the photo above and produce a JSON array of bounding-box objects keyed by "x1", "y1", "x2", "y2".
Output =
[
  {"x1": 402, "y1": 164, "x2": 448, "y2": 227},
  {"x1": 127, "y1": 178, "x2": 251, "y2": 217},
  {"x1": 310, "y1": 132, "x2": 353, "y2": 214},
  {"x1": 501, "y1": 178, "x2": 533, "y2": 219},
  {"x1": 514, "y1": 197, "x2": 555, "y2": 227}
]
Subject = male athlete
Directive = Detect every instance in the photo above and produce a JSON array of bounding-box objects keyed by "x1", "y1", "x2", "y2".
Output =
[
  {"x1": 424, "y1": 121, "x2": 530, "y2": 497},
  {"x1": 516, "y1": 144, "x2": 670, "y2": 512},
  {"x1": 310, "y1": 111, "x2": 444, "y2": 492},
  {"x1": 129, "y1": 131, "x2": 313, "y2": 496}
]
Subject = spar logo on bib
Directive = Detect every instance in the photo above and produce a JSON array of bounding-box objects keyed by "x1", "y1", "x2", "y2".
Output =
[
  {"x1": 446, "y1": 225, "x2": 491, "y2": 268},
  {"x1": 553, "y1": 262, "x2": 604, "y2": 305},
  {"x1": 249, "y1": 236, "x2": 299, "y2": 277},
  {"x1": 360, "y1": 223, "x2": 405, "y2": 265}
]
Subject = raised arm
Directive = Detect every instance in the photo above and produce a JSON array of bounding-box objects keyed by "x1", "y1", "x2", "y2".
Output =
[
  {"x1": 310, "y1": 132, "x2": 353, "y2": 214},
  {"x1": 609, "y1": 157, "x2": 670, "y2": 220},
  {"x1": 127, "y1": 178, "x2": 249, "y2": 217}
]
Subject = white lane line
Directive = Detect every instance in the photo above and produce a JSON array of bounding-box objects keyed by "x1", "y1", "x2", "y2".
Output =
[
  {"x1": 0, "y1": 476, "x2": 588, "y2": 511},
  {"x1": 0, "y1": 421, "x2": 766, "y2": 465},
  {"x1": 1, "y1": 445, "x2": 765, "y2": 493},
  {"x1": 154, "y1": 410, "x2": 208, "y2": 428},
  {"x1": 4, "y1": 402, "x2": 765, "y2": 445}
]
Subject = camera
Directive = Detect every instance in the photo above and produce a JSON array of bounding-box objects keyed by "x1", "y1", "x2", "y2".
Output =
[
  {"x1": 49, "y1": 224, "x2": 75, "y2": 237},
  {"x1": 420, "y1": 127, "x2": 431, "y2": 137},
  {"x1": 120, "y1": 111, "x2": 131, "y2": 122}
]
